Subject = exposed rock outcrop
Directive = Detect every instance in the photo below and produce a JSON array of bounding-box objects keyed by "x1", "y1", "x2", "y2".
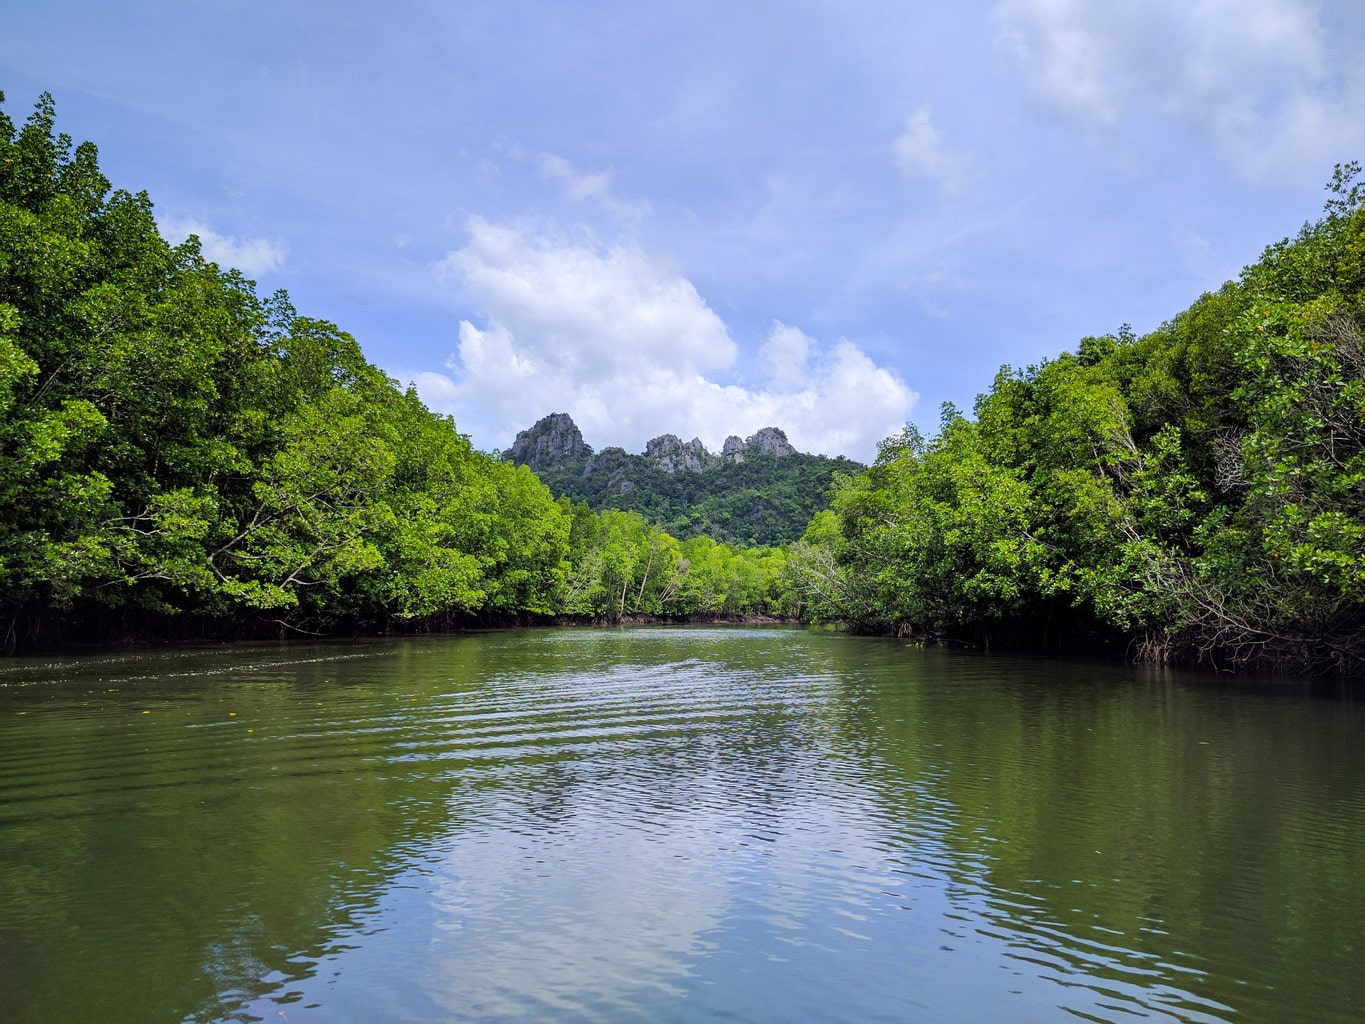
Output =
[
  {"x1": 745, "y1": 426, "x2": 795, "y2": 457},
  {"x1": 644, "y1": 433, "x2": 714, "y2": 473},
  {"x1": 509, "y1": 416, "x2": 799, "y2": 470},
  {"x1": 720, "y1": 435, "x2": 746, "y2": 463},
  {"x1": 721, "y1": 427, "x2": 796, "y2": 462},
  {"x1": 504, "y1": 412, "x2": 592, "y2": 471}
]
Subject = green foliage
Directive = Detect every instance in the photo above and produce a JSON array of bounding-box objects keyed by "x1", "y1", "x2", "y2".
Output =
[
  {"x1": 512, "y1": 441, "x2": 861, "y2": 546},
  {"x1": 23, "y1": 85, "x2": 1361, "y2": 673},
  {"x1": 802, "y1": 170, "x2": 1365, "y2": 675},
  {"x1": 0, "y1": 92, "x2": 801, "y2": 646},
  {"x1": 557, "y1": 507, "x2": 791, "y2": 620}
]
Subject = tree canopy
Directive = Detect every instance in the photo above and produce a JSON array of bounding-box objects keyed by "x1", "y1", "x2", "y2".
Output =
[
  {"x1": 4, "y1": 90, "x2": 1360, "y2": 676},
  {"x1": 0, "y1": 92, "x2": 794, "y2": 649},
  {"x1": 790, "y1": 163, "x2": 1365, "y2": 676}
]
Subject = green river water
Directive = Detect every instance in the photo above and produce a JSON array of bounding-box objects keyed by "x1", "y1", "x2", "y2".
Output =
[{"x1": 0, "y1": 626, "x2": 1361, "y2": 1022}]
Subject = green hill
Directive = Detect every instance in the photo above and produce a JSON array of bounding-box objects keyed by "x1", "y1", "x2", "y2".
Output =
[{"x1": 503, "y1": 414, "x2": 863, "y2": 546}]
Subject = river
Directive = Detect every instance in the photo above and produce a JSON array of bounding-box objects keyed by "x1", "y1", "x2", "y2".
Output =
[{"x1": 1, "y1": 627, "x2": 1361, "y2": 1022}]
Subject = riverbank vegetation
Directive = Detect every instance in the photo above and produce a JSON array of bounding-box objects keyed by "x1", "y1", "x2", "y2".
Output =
[
  {"x1": 0, "y1": 93, "x2": 792, "y2": 650},
  {"x1": 792, "y1": 162, "x2": 1365, "y2": 676},
  {"x1": 3, "y1": 92, "x2": 1362, "y2": 676}
]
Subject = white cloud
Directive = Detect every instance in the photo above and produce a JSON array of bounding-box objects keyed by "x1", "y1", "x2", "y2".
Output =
[
  {"x1": 157, "y1": 216, "x2": 288, "y2": 276},
  {"x1": 760, "y1": 322, "x2": 811, "y2": 390},
  {"x1": 992, "y1": 0, "x2": 1365, "y2": 180},
  {"x1": 539, "y1": 154, "x2": 613, "y2": 202},
  {"x1": 894, "y1": 106, "x2": 970, "y2": 194},
  {"x1": 413, "y1": 220, "x2": 916, "y2": 461},
  {"x1": 538, "y1": 153, "x2": 648, "y2": 225},
  {"x1": 992, "y1": 0, "x2": 1133, "y2": 126}
]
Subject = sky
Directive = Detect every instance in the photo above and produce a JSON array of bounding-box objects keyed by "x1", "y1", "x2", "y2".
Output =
[{"x1": 3, "y1": 0, "x2": 1364, "y2": 461}]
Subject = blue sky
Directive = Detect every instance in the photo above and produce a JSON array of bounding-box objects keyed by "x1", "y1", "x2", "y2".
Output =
[{"x1": 4, "y1": 0, "x2": 1363, "y2": 461}]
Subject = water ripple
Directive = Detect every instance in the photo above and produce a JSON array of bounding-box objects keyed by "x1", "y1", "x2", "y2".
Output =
[{"x1": 2, "y1": 630, "x2": 1362, "y2": 1023}]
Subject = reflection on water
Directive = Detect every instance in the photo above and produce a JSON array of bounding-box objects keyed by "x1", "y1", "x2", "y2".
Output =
[{"x1": 1, "y1": 629, "x2": 1362, "y2": 1023}]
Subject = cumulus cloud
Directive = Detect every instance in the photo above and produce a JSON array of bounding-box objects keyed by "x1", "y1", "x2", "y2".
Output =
[
  {"x1": 992, "y1": 0, "x2": 1365, "y2": 179},
  {"x1": 893, "y1": 106, "x2": 970, "y2": 194},
  {"x1": 414, "y1": 219, "x2": 916, "y2": 460},
  {"x1": 157, "y1": 216, "x2": 287, "y2": 276},
  {"x1": 760, "y1": 322, "x2": 812, "y2": 390}
]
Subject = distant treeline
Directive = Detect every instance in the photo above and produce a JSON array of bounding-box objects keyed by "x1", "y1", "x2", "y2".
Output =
[
  {"x1": 791, "y1": 161, "x2": 1365, "y2": 677},
  {"x1": 0, "y1": 92, "x2": 796, "y2": 650}
]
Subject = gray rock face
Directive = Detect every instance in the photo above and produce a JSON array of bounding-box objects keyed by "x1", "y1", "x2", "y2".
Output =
[
  {"x1": 508, "y1": 416, "x2": 798, "y2": 475},
  {"x1": 721, "y1": 435, "x2": 746, "y2": 463},
  {"x1": 719, "y1": 428, "x2": 793, "y2": 462},
  {"x1": 745, "y1": 426, "x2": 795, "y2": 457},
  {"x1": 504, "y1": 413, "x2": 592, "y2": 469},
  {"x1": 645, "y1": 433, "x2": 683, "y2": 458},
  {"x1": 645, "y1": 433, "x2": 713, "y2": 473}
]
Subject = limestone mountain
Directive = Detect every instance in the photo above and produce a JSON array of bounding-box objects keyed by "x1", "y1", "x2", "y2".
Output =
[
  {"x1": 502, "y1": 414, "x2": 863, "y2": 546},
  {"x1": 503, "y1": 412, "x2": 593, "y2": 468}
]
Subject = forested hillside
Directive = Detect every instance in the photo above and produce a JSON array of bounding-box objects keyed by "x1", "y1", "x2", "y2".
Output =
[
  {"x1": 791, "y1": 163, "x2": 1365, "y2": 677},
  {"x1": 0, "y1": 93, "x2": 796, "y2": 649},
  {"x1": 503, "y1": 414, "x2": 862, "y2": 546}
]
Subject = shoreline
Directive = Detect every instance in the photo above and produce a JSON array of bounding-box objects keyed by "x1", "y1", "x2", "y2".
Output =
[{"x1": 5, "y1": 610, "x2": 1359, "y2": 686}]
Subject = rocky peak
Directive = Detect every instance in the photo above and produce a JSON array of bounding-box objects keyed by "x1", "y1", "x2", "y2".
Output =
[
  {"x1": 645, "y1": 433, "x2": 713, "y2": 473},
  {"x1": 746, "y1": 426, "x2": 795, "y2": 457},
  {"x1": 504, "y1": 413, "x2": 592, "y2": 470},
  {"x1": 720, "y1": 435, "x2": 746, "y2": 463},
  {"x1": 719, "y1": 428, "x2": 794, "y2": 462},
  {"x1": 507, "y1": 415, "x2": 804, "y2": 474},
  {"x1": 644, "y1": 433, "x2": 683, "y2": 458}
]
